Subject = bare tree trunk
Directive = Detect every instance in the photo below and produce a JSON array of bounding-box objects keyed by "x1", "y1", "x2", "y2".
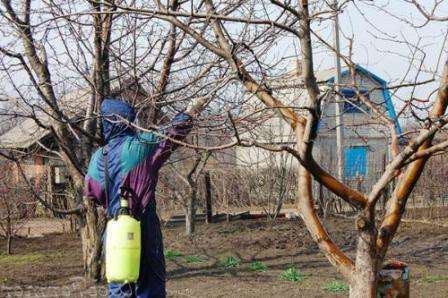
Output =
[
  {"x1": 79, "y1": 196, "x2": 106, "y2": 282},
  {"x1": 325, "y1": 196, "x2": 335, "y2": 217},
  {"x1": 184, "y1": 153, "x2": 210, "y2": 236},
  {"x1": 6, "y1": 234, "x2": 12, "y2": 255},
  {"x1": 381, "y1": 154, "x2": 388, "y2": 213},
  {"x1": 173, "y1": 153, "x2": 210, "y2": 236},
  {"x1": 185, "y1": 183, "x2": 197, "y2": 236},
  {"x1": 350, "y1": 215, "x2": 378, "y2": 298},
  {"x1": 5, "y1": 206, "x2": 12, "y2": 255},
  {"x1": 316, "y1": 183, "x2": 325, "y2": 217},
  {"x1": 204, "y1": 172, "x2": 213, "y2": 224},
  {"x1": 350, "y1": 239, "x2": 377, "y2": 297},
  {"x1": 273, "y1": 166, "x2": 288, "y2": 221}
]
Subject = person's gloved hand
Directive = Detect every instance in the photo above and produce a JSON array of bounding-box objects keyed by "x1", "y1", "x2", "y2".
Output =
[{"x1": 185, "y1": 95, "x2": 210, "y2": 117}]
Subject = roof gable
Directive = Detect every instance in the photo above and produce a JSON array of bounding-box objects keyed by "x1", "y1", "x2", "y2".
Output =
[
  {"x1": 317, "y1": 65, "x2": 402, "y2": 137},
  {"x1": 0, "y1": 80, "x2": 148, "y2": 150}
]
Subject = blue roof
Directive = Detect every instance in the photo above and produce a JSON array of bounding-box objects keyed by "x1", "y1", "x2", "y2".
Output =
[{"x1": 325, "y1": 64, "x2": 403, "y2": 138}]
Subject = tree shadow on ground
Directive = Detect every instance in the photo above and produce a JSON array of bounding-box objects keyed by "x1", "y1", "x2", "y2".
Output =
[{"x1": 167, "y1": 248, "x2": 331, "y2": 280}]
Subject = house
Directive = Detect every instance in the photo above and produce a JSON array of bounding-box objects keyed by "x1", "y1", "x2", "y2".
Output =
[
  {"x1": 0, "y1": 81, "x2": 150, "y2": 215},
  {"x1": 0, "y1": 79, "x2": 238, "y2": 216},
  {"x1": 0, "y1": 87, "x2": 90, "y2": 186},
  {"x1": 235, "y1": 64, "x2": 403, "y2": 194}
]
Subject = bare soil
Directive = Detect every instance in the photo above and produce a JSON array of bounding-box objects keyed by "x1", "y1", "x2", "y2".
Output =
[{"x1": 0, "y1": 217, "x2": 447, "y2": 297}]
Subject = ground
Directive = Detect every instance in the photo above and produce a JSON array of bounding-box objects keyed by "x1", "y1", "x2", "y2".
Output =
[{"x1": 0, "y1": 217, "x2": 447, "y2": 297}]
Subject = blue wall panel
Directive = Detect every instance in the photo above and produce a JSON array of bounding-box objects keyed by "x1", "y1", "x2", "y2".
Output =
[{"x1": 344, "y1": 146, "x2": 368, "y2": 178}]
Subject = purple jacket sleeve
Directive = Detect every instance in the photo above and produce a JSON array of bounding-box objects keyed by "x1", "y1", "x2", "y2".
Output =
[
  {"x1": 84, "y1": 177, "x2": 106, "y2": 206},
  {"x1": 151, "y1": 112, "x2": 193, "y2": 168},
  {"x1": 84, "y1": 149, "x2": 106, "y2": 207}
]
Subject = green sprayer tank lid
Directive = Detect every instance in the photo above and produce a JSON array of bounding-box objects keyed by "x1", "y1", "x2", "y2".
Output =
[{"x1": 120, "y1": 199, "x2": 129, "y2": 208}]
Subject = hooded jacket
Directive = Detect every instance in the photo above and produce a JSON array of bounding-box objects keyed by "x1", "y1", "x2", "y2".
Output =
[{"x1": 84, "y1": 98, "x2": 192, "y2": 218}]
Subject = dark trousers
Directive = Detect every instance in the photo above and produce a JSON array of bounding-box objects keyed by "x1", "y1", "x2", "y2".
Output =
[{"x1": 108, "y1": 209, "x2": 166, "y2": 298}]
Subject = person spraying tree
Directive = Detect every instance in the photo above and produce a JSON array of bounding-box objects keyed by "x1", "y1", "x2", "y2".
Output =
[{"x1": 84, "y1": 97, "x2": 208, "y2": 298}]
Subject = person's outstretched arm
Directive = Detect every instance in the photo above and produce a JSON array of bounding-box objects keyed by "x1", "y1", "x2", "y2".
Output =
[
  {"x1": 150, "y1": 112, "x2": 193, "y2": 168},
  {"x1": 150, "y1": 96, "x2": 210, "y2": 168}
]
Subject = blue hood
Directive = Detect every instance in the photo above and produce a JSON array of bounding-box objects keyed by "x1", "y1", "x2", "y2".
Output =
[{"x1": 100, "y1": 98, "x2": 136, "y2": 142}]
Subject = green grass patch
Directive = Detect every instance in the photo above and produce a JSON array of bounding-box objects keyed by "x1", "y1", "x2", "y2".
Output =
[
  {"x1": 279, "y1": 267, "x2": 305, "y2": 282},
  {"x1": 323, "y1": 280, "x2": 349, "y2": 292},
  {"x1": 218, "y1": 256, "x2": 241, "y2": 268},
  {"x1": 185, "y1": 255, "x2": 207, "y2": 264},
  {"x1": 0, "y1": 252, "x2": 49, "y2": 266},
  {"x1": 420, "y1": 274, "x2": 448, "y2": 283},
  {"x1": 164, "y1": 249, "x2": 182, "y2": 261},
  {"x1": 248, "y1": 261, "x2": 269, "y2": 272}
]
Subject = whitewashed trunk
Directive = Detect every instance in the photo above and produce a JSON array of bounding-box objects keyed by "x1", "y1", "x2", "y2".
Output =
[{"x1": 350, "y1": 223, "x2": 378, "y2": 298}]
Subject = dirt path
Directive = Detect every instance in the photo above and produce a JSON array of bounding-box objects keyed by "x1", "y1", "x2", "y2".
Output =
[{"x1": 0, "y1": 217, "x2": 447, "y2": 297}]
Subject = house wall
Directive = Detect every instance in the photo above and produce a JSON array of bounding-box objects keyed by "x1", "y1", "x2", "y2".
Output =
[
  {"x1": 320, "y1": 71, "x2": 390, "y2": 139},
  {"x1": 18, "y1": 154, "x2": 49, "y2": 189},
  {"x1": 0, "y1": 159, "x2": 38, "y2": 218},
  {"x1": 34, "y1": 155, "x2": 45, "y2": 189},
  {"x1": 312, "y1": 135, "x2": 389, "y2": 196},
  {"x1": 235, "y1": 69, "x2": 393, "y2": 199},
  {"x1": 9, "y1": 149, "x2": 70, "y2": 217}
]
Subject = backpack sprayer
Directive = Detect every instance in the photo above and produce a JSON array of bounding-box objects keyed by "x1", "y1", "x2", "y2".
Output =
[{"x1": 105, "y1": 188, "x2": 142, "y2": 284}]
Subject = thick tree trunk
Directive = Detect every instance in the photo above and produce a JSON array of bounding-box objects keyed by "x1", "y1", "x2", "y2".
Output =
[
  {"x1": 79, "y1": 197, "x2": 106, "y2": 282},
  {"x1": 350, "y1": 216, "x2": 378, "y2": 298},
  {"x1": 185, "y1": 184, "x2": 197, "y2": 236}
]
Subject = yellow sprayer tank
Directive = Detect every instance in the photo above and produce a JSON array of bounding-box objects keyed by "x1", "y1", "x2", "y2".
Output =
[{"x1": 106, "y1": 199, "x2": 141, "y2": 283}]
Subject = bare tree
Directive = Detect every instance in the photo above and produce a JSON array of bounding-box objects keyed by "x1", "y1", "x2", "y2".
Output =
[
  {"x1": 1, "y1": 0, "x2": 447, "y2": 294},
  {"x1": 116, "y1": 0, "x2": 448, "y2": 295},
  {"x1": 167, "y1": 151, "x2": 211, "y2": 236},
  {"x1": 0, "y1": 0, "x2": 227, "y2": 281},
  {"x1": 0, "y1": 159, "x2": 34, "y2": 254}
]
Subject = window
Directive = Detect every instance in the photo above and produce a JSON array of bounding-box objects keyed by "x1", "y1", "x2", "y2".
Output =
[
  {"x1": 54, "y1": 166, "x2": 68, "y2": 184},
  {"x1": 344, "y1": 146, "x2": 368, "y2": 179},
  {"x1": 341, "y1": 88, "x2": 370, "y2": 113}
]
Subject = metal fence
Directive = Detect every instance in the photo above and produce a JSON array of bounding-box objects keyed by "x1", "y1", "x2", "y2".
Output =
[{"x1": 1, "y1": 152, "x2": 447, "y2": 241}]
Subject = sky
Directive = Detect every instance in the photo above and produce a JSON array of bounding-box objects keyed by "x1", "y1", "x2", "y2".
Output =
[
  {"x1": 259, "y1": 0, "x2": 448, "y2": 126},
  {"x1": 319, "y1": 1, "x2": 448, "y2": 113},
  {"x1": 1, "y1": 0, "x2": 448, "y2": 123}
]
